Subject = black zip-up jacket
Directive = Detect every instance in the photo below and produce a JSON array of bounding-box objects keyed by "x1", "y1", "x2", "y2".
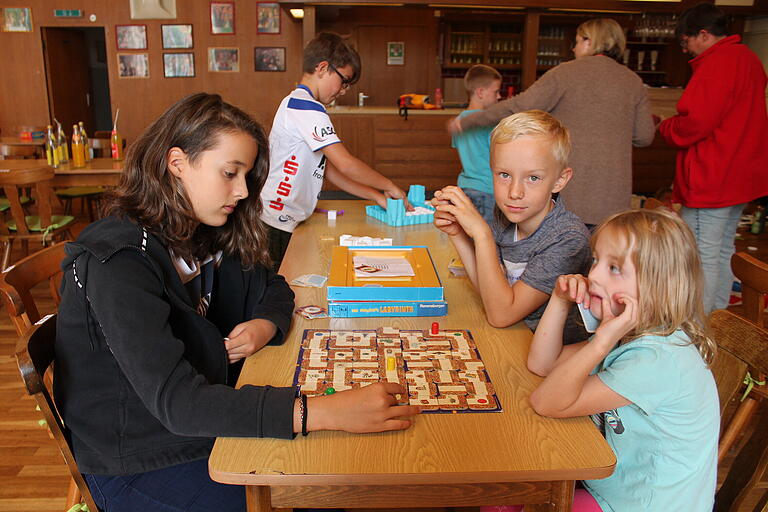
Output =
[{"x1": 54, "y1": 216, "x2": 297, "y2": 475}]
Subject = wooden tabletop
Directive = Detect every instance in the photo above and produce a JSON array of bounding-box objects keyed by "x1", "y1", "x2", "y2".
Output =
[
  {"x1": 208, "y1": 200, "x2": 614, "y2": 510},
  {"x1": 0, "y1": 158, "x2": 123, "y2": 187}
]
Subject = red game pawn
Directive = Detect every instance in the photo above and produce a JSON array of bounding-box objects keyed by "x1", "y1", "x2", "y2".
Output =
[{"x1": 431, "y1": 322, "x2": 439, "y2": 335}]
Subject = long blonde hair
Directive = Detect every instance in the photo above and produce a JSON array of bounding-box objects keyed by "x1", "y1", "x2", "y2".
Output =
[{"x1": 592, "y1": 209, "x2": 716, "y2": 364}]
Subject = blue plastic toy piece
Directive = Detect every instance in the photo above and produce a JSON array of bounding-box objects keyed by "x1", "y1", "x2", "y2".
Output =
[{"x1": 365, "y1": 185, "x2": 435, "y2": 226}]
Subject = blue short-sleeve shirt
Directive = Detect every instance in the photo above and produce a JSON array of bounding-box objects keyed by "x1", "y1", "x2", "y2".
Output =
[{"x1": 584, "y1": 331, "x2": 719, "y2": 511}]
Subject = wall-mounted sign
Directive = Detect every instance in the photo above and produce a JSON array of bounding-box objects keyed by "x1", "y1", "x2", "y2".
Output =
[
  {"x1": 54, "y1": 9, "x2": 84, "y2": 18},
  {"x1": 387, "y1": 41, "x2": 404, "y2": 66}
]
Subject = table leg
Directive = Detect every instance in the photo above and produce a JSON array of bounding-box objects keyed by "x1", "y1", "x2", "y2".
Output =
[
  {"x1": 245, "y1": 485, "x2": 274, "y2": 512},
  {"x1": 526, "y1": 481, "x2": 575, "y2": 512}
]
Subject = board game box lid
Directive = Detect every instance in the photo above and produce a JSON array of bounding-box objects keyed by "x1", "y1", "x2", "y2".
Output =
[{"x1": 327, "y1": 246, "x2": 443, "y2": 301}]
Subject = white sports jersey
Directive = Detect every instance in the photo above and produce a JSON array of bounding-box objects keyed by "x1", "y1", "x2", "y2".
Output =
[{"x1": 260, "y1": 85, "x2": 341, "y2": 232}]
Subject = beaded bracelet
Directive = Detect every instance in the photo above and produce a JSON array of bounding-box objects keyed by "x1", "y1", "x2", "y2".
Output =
[{"x1": 300, "y1": 393, "x2": 309, "y2": 436}]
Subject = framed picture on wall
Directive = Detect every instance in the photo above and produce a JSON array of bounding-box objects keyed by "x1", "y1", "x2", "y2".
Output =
[
  {"x1": 117, "y1": 53, "x2": 150, "y2": 78},
  {"x1": 210, "y1": 1, "x2": 235, "y2": 35},
  {"x1": 257, "y1": 3, "x2": 280, "y2": 34},
  {"x1": 162, "y1": 24, "x2": 193, "y2": 49},
  {"x1": 163, "y1": 52, "x2": 195, "y2": 77},
  {"x1": 255, "y1": 47, "x2": 285, "y2": 72},
  {"x1": 116, "y1": 25, "x2": 147, "y2": 50},
  {"x1": 208, "y1": 47, "x2": 239, "y2": 72},
  {"x1": 2, "y1": 7, "x2": 33, "y2": 32},
  {"x1": 387, "y1": 42, "x2": 405, "y2": 65}
]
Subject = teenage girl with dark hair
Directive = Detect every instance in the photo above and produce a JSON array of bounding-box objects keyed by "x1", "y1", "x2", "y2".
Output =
[{"x1": 55, "y1": 93, "x2": 419, "y2": 511}]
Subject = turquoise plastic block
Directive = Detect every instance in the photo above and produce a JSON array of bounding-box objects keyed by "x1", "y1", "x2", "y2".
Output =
[{"x1": 365, "y1": 185, "x2": 435, "y2": 226}]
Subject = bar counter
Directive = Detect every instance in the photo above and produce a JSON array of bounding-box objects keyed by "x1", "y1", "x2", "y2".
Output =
[{"x1": 327, "y1": 87, "x2": 682, "y2": 195}]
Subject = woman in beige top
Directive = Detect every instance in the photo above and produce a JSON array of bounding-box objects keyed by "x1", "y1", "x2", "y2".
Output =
[{"x1": 449, "y1": 18, "x2": 655, "y2": 226}]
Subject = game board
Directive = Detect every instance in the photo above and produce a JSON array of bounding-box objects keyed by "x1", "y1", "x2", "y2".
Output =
[{"x1": 293, "y1": 327, "x2": 501, "y2": 413}]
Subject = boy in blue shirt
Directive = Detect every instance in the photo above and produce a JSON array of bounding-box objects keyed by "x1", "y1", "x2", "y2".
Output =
[{"x1": 452, "y1": 65, "x2": 502, "y2": 223}]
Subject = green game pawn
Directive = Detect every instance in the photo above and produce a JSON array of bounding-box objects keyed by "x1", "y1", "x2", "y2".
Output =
[{"x1": 324, "y1": 387, "x2": 336, "y2": 395}]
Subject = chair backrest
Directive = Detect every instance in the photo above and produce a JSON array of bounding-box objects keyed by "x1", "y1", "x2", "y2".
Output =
[
  {"x1": 89, "y1": 138, "x2": 110, "y2": 158},
  {"x1": 0, "y1": 242, "x2": 67, "y2": 336},
  {"x1": 0, "y1": 143, "x2": 39, "y2": 159},
  {"x1": 709, "y1": 310, "x2": 768, "y2": 512},
  {"x1": 731, "y1": 251, "x2": 768, "y2": 328},
  {"x1": 16, "y1": 314, "x2": 99, "y2": 512},
  {"x1": 0, "y1": 167, "x2": 56, "y2": 236},
  {"x1": 710, "y1": 310, "x2": 768, "y2": 415}
]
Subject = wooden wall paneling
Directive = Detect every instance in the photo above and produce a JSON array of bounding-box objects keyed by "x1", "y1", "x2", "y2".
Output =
[
  {"x1": 522, "y1": 12, "x2": 540, "y2": 90},
  {"x1": 318, "y1": 7, "x2": 440, "y2": 107},
  {"x1": 373, "y1": 115, "x2": 459, "y2": 191},
  {"x1": 0, "y1": 0, "x2": 306, "y2": 146}
]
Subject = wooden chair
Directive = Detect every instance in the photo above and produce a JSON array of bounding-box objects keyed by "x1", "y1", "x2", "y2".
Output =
[
  {"x1": 15, "y1": 314, "x2": 100, "y2": 512},
  {"x1": 709, "y1": 310, "x2": 768, "y2": 512},
  {"x1": 0, "y1": 242, "x2": 67, "y2": 334},
  {"x1": 0, "y1": 167, "x2": 75, "y2": 270},
  {"x1": 714, "y1": 252, "x2": 768, "y2": 471},
  {"x1": 732, "y1": 251, "x2": 768, "y2": 328},
  {"x1": 0, "y1": 143, "x2": 40, "y2": 159},
  {"x1": 55, "y1": 138, "x2": 120, "y2": 221}
]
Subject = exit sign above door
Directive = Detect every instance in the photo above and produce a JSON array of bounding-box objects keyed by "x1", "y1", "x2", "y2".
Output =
[{"x1": 53, "y1": 9, "x2": 84, "y2": 18}]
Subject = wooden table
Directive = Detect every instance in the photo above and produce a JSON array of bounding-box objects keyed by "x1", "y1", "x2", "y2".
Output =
[
  {"x1": 208, "y1": 200, "x2": 615, "y2": 512},
  {"x1": 0, "y1": 158, "x2": 122, "y2": 187}
]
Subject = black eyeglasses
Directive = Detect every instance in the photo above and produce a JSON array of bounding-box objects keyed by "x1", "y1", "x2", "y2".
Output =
[{"x1": 329, "y1": 64, "x2": 352, "y2": 90}]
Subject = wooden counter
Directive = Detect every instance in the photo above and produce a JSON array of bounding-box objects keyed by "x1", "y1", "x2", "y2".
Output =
[{"x1": 328, "y1": 87, "x2": 682, "y2": 196}]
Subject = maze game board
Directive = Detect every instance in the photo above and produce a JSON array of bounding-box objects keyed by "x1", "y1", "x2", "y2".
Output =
[{"x1": 293, "y1": 328, "x2": 502, "y2": 413}]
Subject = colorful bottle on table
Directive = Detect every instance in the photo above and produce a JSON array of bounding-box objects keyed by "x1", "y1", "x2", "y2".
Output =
[
  {"x1": 111, "y1": 128, "x2": 123, "y2": 161},
  {"x1": 45, "y1": 125, "x2": 60, "y2": 168},
  {"x1": 78, "y1": 121, "x2": 91, "y2": 161},
  {"x1": 56, "y1": 122, "x2": 69, "y2": 164},
  {"x1": 71, "y1": 124, "x2": 86, "y2": 168}
]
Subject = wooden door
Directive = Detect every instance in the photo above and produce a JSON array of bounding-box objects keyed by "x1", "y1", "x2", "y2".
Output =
[
  {"x1": 348, "y1": 25, "x2": 437, "y2": 107},
  {"x1": 42, "y1": 28, "x2": 94, "y2": 132}
]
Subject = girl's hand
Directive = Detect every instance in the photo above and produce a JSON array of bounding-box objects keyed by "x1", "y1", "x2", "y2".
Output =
[
  {"x1": 224, "y1": 319, "x2": 277, "y2": 363},
  {"x1": 308, "y1": 382, "x2": 420, "y2": 433},
  {"x1": 553, "y1": 274, "x2": 590, "y2": 306},
  {"x1": 431, "y1": 186, "x2": 490, "y2": 240},
  {"x1": 593, "y1": 293, "x2": 638, "y2": 349}
]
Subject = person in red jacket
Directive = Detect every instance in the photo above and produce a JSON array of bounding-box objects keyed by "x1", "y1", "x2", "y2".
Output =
[{"x1": 659, "y1": 3, "x2": 768, "y2": 313}]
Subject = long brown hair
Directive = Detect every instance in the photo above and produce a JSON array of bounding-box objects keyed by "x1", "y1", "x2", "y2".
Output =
[
  {"x1": 592, "y1": 209, "x2": 716, "y2": 364},
  {"x1": 104, "y1": 93, "x2": 271, "y2": 267}
]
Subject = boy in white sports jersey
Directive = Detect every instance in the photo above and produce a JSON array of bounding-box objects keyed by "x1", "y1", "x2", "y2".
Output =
[{"x1": 261, "y1": 32, "x2": 409, "y2": 270}]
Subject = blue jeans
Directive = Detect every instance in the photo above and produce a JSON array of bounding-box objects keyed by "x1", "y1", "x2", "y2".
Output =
[
  {"x1": 462, "y1": 188, "x2": 496, "y2": 225},
  {"x1": 85, "y1": 458, "x2": 245, "y2": 512},
  {"x1": 680, "y1": 204, "x2": 746, "y2": 313}
]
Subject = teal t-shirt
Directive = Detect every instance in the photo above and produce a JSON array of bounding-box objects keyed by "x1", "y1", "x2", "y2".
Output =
[
  {"x1": 452, "y1": 109, "x2": 494, "y2": 195},
  {"x1": 584, "y1": 331, "x2": 719, "y2": 511}
]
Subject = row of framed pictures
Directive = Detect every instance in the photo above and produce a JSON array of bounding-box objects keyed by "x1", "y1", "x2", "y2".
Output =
[
  {"x1": 116, "y1": 2, "x2": 279, "y2": 49},
  {"x1": 120, "y1": 47, "x2": 286, "y2": 78},
  {"x1": 2, "y1": 4, "x2": 281, "y2": 35}
]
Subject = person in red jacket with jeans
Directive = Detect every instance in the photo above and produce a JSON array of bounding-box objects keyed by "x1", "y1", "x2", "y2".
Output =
[{"x1": 659, "y1": 2, "x2": 768, "y2": 313}]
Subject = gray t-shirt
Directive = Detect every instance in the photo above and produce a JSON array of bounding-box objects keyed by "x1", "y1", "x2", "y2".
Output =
[{"x1": 491, "y1": 197, "x2": 591, "y2": 344}]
